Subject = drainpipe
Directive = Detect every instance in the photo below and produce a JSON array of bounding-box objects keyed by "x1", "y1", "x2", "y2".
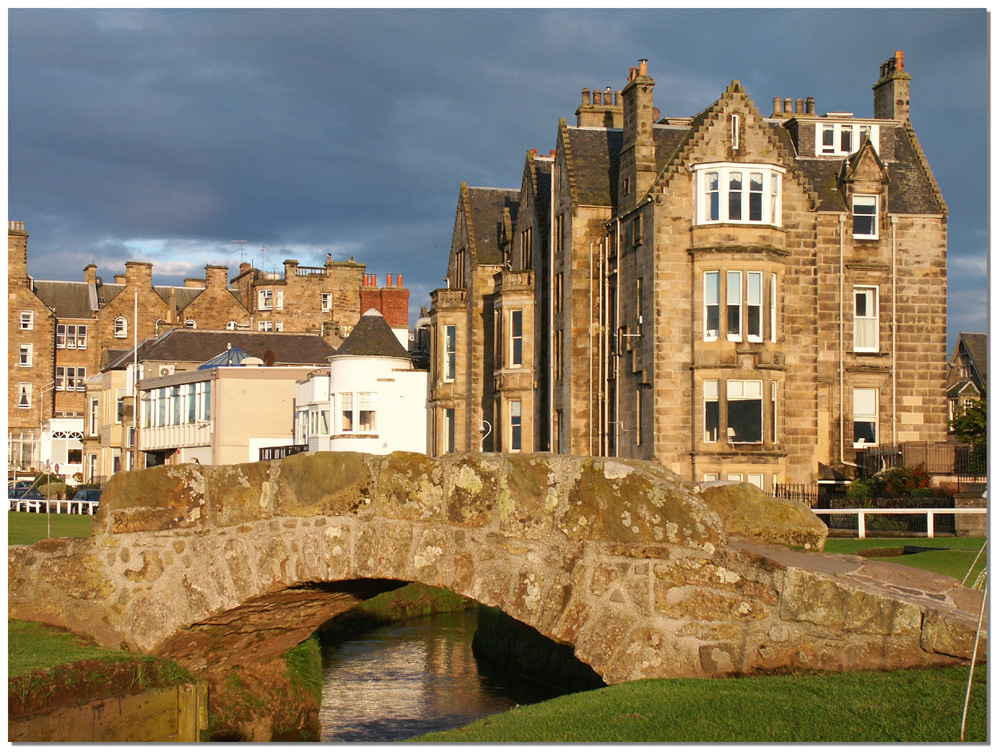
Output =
[
  {"x1": 548, "y1": 162, "x2": 556, "y2": 453},
  {"x1": 588, "y1": 242, "x2": 594, "y2": 457},
  {"x1": 891, "y1": 215, "x2": 897, "y2": 446},
  {"x1": 839, "y1": 213, "x2": 858, "y2": 469},
  {"x1": 615, "y1": 218, "x2": 622, "y2": 456}
]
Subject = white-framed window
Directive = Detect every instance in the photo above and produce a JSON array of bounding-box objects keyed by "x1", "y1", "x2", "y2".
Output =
[
  {"x1": 770, "y1": 272, "x2": 777, "y2": 343},
  {"x1": 321, "y1": 293, "x2": 333, "y2": 312},
  {"x1": 258, "y1": 320, "x2": 273, "y2": 332},
  {"x1": 444, "y1": 325, "x2": 457, "y2": 381},
  {"x1": 704, "y1": 380, "x2": 719, "y2": 443},
  {"x1": 509, "y1": 310, "x2": 523, "y2": 367},
  {"x1": 727, "y1": 473, "x2": 744, "y2": 482},
  {"x1": 18, "y1": 344, "x2": 32, "y2": 367},
  {"x1": 704, "y1": 271, "x2": 720, "y2": 341},
  {"x1": 339, "y1": 392, "x2": 377, "y2": 434},
  {"x1": 852, "y1": 195, "x2": 879, "y2": 240},
  {"x1": 56, "y1": 324, "x2": 88, "y2": 349},
  {"x1": 695, "y1": 163, "x2": 784, "y2": 226},
  {"x1": 89, "y1": 396, "x2": 100, "y2": 436},
  {"x1": 854, "y1": 286, "x2": 879, "y2": 352},
  {"x1": 509, "y1": 400, "x2": 523, "y2": 452},
  {"x1": 17, "y1": 383, "x2": 32, "y2": 409},
  {"x1": 275, "y1": 321, "x2": 283, "y2": 332},
  {"x1": 726, "y1": 271, "x2": 742, "y2": 341},
  {"x1": 185, "y1": 319, "x2": 197, "y2": 329},
  {"x1": 747, "y1": 272, "x2": 763, "y2": 342},
  {"x1": 55, "y1": 366, "x2": 87, "y2": 392},
  {"x1": 114, "y1": 317, "x2": 128, "y2": 338},
  {"x1": 727, "y1": 380, "x2": 763, "y2": 444},
  {"x1": 20, "y1": 311, "x2": 34, "y2": 330},
  {"x1": 771, "y1": 382, "x2": 779, "y2": 444},
  {"x1": 226, "y1": 321, "x2": 237, "y2": 330},
  {"x1": 308, "y1": 408, "x2": 330, "y2": 436},
  {"x1": 703, "y1": 472, "x2": 720, "y2": 482},
  {"x1": 853, "y1": 388, "x2": 879, "y2": 448},
  {"x1": 815, "y1": 123, "x2": 879, "y2": 157},
  {"x1": 258, "y1": 289, "x2": 274, "y2": 310},
  {"x1": 748, "y1": 473, "x2": 765, "y2": 490}
]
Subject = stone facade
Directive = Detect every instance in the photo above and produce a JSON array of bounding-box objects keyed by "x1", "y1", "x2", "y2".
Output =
[
  {"x1": 6, "y1": 227, "x2": 409, "y2": 481},
  {"x1": 428, "y1": 53, "x2": 949, "y2": 486}
]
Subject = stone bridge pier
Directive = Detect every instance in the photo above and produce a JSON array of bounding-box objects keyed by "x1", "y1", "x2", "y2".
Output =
[{"x1": 8, "y1": 452, "x2": 986, "y2": 685}]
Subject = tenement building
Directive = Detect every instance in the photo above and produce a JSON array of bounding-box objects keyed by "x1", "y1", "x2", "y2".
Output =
[
  {"x1": 7, "y1": 222, "x2": 409, "y2": 481},
  {"x1": 427, "y1": 52, "x2": 949, "y2": 487}
]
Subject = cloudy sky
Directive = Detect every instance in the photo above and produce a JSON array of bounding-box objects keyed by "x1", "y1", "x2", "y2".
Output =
[{"x1": 7, "y1": 8, "x2": 989, "y2": 347}]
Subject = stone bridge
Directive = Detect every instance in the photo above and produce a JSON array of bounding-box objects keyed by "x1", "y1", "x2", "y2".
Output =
[{"x1": 8, "y1": 452, "x2": 986, "y2": 685}]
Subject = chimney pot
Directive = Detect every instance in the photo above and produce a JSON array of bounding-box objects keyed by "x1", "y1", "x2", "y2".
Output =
[
  {"x1": 773, "y1": 97, "x2": 782, "y2": 115},
  {"x1": 806, "y1": 97, "x2": 815, "y2": 115},
  {"x1": 397, "y1": 274, "x2": 403, "y2": 287},
  {"x1": 895, "y1": 50, "x2": 904, "y2": 70},
  {"x1": 581, "y1": 88, "x2": 590, "y2": 106},
  {"x1": 638, "y1": 59, "x2": 648, "y2": 76},
  {"x1": 795, "y1": 98, "x2": 804, "y2": 114},
  {"x1": 386, "y1": 274, "x2": 392, "y2": 287},
  {"x1": 784, "y1": 98, "x2": 793, "y2": 114}
]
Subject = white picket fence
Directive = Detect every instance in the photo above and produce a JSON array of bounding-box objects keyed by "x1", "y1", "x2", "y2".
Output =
[
  {"x1": 810, "y1": 506, "x2": 987, "y2": 539},
  {"x1": 8, "y1": 497, "x2": 98, "y2": 516}
]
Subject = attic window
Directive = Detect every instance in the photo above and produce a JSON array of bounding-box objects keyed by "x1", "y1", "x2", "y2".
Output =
[
  {"x1": 852, "y1": 195, "x2": 879, "y2": 240},
  {"x1": 815, "y1": 123, "x2": 879, "y2": 156}
]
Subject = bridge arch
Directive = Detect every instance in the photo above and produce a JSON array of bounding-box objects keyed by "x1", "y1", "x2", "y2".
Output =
[{"x1": 8, "y1": 451, "x2": 985, "y2": 685}]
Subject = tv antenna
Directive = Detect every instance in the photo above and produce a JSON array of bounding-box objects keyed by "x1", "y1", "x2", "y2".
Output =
[{"x1": 232, "y1": 240, "x2": 248, "y2": 263}]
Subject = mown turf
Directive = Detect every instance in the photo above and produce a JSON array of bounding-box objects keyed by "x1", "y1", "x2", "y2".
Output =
[
  {"x1": 413, "y1": 664, "x2": 987, "y2": 742},
  {"x1": 8, "y1": 511, "x2": 94, "y2": 545},
  {"x1": 823, "y1": 536, "x2": 987, "y2": 583}
]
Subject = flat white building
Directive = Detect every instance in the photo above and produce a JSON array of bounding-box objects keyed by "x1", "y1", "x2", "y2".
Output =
[{"x1": 296, "y1": 309, "x2": 429, "y2": 454}]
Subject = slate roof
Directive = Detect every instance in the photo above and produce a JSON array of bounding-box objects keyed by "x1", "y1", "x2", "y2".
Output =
[
  {"x1": 564, "y1": 128, "x2": 623, "y2": 207},
  {"x1": 335, "y1": 309, "x2": 411, "y2": 359},
  {"x1": 465, "y1": 187, "x2": 519, "y2": 266},
  {"x1": 959, "y1": 332, "x2": 988, "y2": 378},
  {"x1": 32, "y1": 281, "x2": 95, "y2": 319},
  {"x1": 103, "y1": 328, "x2": 335, "y2": 371}
]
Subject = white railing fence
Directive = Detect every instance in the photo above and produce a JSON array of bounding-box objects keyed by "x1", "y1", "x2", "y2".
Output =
[
  {"x1": 8, "y1": 498, "x2": 98, "y2": 515},
  {"x1": 811, "y1": 506, "x2": 987, "y2": 539}
]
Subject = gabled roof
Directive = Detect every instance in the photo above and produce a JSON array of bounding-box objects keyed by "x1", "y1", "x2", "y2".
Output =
[
  {"x1": 463, "y1": 186, "x2": 519, "y2": 266},
  {"x1": 103, "y1": 328, "x2": 335, "y2": 372},
  {"x1": 563, "y1": 127, "x2": 623, "y2": 207},
  {"x1": 334, "y1": 308, "x2": 410, "y2": 359}
]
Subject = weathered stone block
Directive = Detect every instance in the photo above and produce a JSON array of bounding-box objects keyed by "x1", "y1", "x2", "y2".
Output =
[{"x1": 699, "y1": 482, "x2": 827, "y2": 550}]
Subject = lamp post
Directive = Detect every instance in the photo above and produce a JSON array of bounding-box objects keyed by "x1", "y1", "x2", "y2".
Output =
[{"x1": 479, "y1": 420, "x2": 492, "y2": 453}]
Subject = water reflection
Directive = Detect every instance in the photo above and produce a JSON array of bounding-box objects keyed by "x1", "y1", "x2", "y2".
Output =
[{"x1": 319, "y1": 610, "x2": 561, "y2": 742}]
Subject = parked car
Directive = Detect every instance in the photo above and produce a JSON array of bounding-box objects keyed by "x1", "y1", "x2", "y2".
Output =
[
  {"x1": 70, "y1": 488, "x2": 102, "y2": 513},
  {"x1": 8, "y1": 480, "x2": 34, "y2": 496}
]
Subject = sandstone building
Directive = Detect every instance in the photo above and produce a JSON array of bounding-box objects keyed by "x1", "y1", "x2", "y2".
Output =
[
  {"x1": 7, "y1": 222, "x2": 409, "y2": 481},
  {"x1": 428, "y1": 52, "x2": 949, "y2": 487}
]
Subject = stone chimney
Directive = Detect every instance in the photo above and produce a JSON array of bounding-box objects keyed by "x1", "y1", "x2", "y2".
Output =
[
  {"x1": 114, "y1": 274, "x2": 127, "y2": 285},
  {"x1": 576, "y1": 86, "x2": 624, "y2": 128},
  {"x1": 620, "y1": 58, "x2": 657, "y2": 205},
  {"x1": 8, "y1": 220, "x2": 29, "y2": 286},
  {"x1": 83, "y1": 264, "x2": 98, "y2": 286},
  {"x1": 124, "y1": 261, "x2": 153, "y2": 289},
  {"x1": 205, "y1": 265, "x2": 229, "y2": 290},
  {"x1": 873, "y1": 50, "x2": 910, "y2": 122}
]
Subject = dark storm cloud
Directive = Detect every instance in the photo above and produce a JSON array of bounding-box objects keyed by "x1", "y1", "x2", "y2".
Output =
[{"x1": 7, "y1": 8, "x2": 989, "y2": 344}]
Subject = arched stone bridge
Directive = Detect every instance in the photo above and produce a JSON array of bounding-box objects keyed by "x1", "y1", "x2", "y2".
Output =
[{"x1": 8, "y1": 452, "x2": 986, "y2": 684}]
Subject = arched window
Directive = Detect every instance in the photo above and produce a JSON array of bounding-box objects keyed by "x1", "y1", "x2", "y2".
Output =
[
  {"x1": 114, "y1": 317, "x2": 128, "y2": 339},
  {"x1": 185, "y1": 319, "x2": 197, "y2": 329},
  {"x1": 226, "y1": 321, "x2": 237, "y2": 331}
]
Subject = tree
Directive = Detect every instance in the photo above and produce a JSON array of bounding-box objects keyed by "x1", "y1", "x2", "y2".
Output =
[{"x1": 952, "y1": 381, "x2": 987, "y2": 448}]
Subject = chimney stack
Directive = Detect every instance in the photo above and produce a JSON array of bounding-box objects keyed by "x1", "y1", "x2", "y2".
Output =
[{"x1": 873, "y1": 50, "x2": 911, "y2": 122}]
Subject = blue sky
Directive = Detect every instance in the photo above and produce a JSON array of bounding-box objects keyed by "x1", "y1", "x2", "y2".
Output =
[{"x1": 7, "y1": 8, "x2": 989, "y2": 348}]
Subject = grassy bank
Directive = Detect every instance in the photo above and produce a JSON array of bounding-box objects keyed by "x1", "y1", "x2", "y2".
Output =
[
  {"x1": 8, "y1": 511, "x2": 94, "y2": 545},
  {"x1": 8, "y1": 620, "x2": 194, "y2": 719},
  {"x1": 414, "y1": 664, "x2": 987, "y2": 742}
]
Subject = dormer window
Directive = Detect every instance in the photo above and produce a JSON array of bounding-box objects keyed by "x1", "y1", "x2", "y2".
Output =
[
  {"x1": 816, "y1": 123, "x2": 879, "y2": 157},
  {"x1": 694, "y1": 164, "x2": 784, "y2": 226},
  {"x1": 852, "y1": 195, "x2": 879, "y2": 240}
]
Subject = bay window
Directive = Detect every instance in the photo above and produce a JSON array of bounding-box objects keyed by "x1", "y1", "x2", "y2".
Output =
[
  {"x1": 510, "y1": 310, "x2": 523, "y2": 367},
  {"x1": 444, "y1": 325, "x2": 457, "y2": 381},
  {"x1": 510, "y1": 400, "x2": 522, "y2": 452},
  {"x1": 727, "y1": 380, "x2": 763, "y2": 444},
  {"x1": 747, "y1": 272, "x2": 763, "y2": 342},
  {"x1": 704, "y1": 380, "x2": 719, "y2": 442},
  {"x1": 704, "y1": 272, "x2": 720, "y2": 341},
  {"x1": 726, "y1": 271, "x2": 742, "y2": 341},
  {"x1": 340, "y1": 392, "x2": 377, "y2": 434},
  {"x1": 695, "y1": 164, "x2": 784, "y2": 226}
]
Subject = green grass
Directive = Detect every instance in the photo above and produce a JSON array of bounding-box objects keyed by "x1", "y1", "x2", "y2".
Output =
[
  {"x1": 413, "y1": 664, "x2": 987, "y2": 742},
  {"x1": 8, "y1": 620, "x2": 137, "y2": 677},
  {"x1": 823, "y1": 536, "x2": 987, "y2": 584},
  {"x1": 8, "y1": 511, "x2": 95, "y2": 545}
]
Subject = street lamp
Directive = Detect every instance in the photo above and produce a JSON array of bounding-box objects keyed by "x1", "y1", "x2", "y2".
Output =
[{"x1": 479, "y1": 420, "x2": 492, "y2": 453}]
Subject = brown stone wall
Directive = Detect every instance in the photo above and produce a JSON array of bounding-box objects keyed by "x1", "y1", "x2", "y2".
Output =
[{"x1": 178, "y1": 265, "x2": 250, "y2": 328}]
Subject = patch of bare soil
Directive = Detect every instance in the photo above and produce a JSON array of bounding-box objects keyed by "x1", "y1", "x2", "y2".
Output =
[
  {"x1": 855, "y1": 547, "x2": 905, "y2": 557},
  {"x1": 8, "y1": 658, "x2": 190, "y2": 720}
]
